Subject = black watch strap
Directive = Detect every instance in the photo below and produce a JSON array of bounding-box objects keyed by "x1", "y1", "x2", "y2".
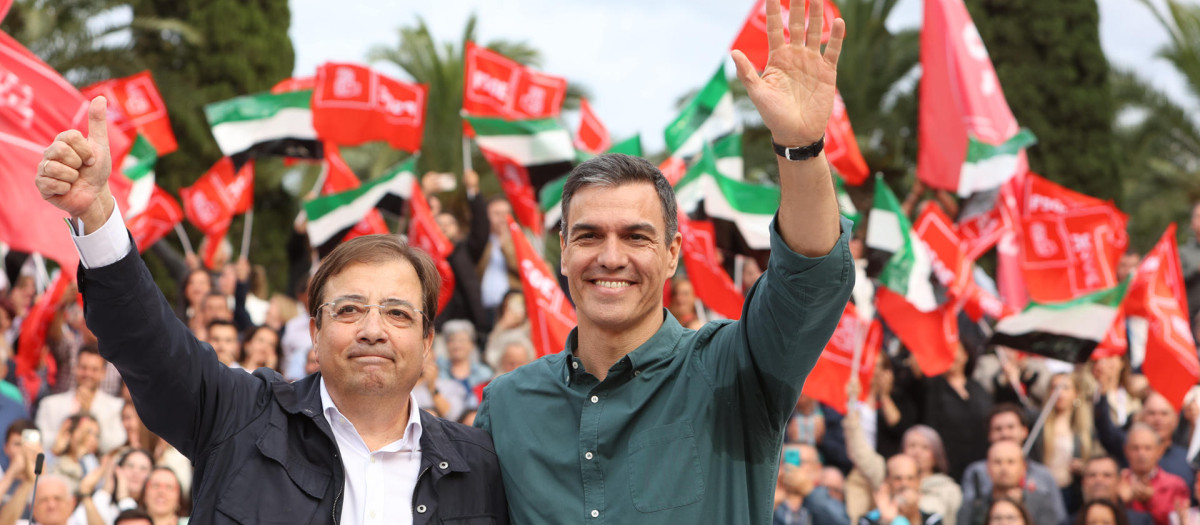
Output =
[{"x1": 772, "y1": 135, "x2": 825, "y2": 161}]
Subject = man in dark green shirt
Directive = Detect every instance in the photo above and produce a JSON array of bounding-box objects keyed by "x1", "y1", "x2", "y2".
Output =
[{"x1": 475, "y1": 1, "x2": 853, "y2": 522}]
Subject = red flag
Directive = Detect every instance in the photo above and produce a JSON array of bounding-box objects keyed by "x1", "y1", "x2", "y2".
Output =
[
  {"x1": 271, "y1": 76, "x2": 315, "y2": 94},
  {"x1": 508, "y1": 216, "x2": 576, "y2": 357},
  {"x1": 575, "y1": 98, "x2": 611, "y2": 155},
  {"x1": 479, "y1": 148, "x2": 544, "y2": 237},
  {"x1": 917, "y1": 0, "x2": 1023, "y2": 195},
  {"x1": 678, "y1": 216, "x2": 744, "y2": 320},
  {"x1": 0, "y1": 0, "x2": 11, "y2": 22},
  {"x1": 463, "y1": 42, "x2": 567, "y2": 120},
  {"x1": 1134, "y1": 226, "x2": 1199, "y2": 409},
  {"x1": 826, "y1": 92, "x2": 870, "y2": 185},
  {"x1": 320, "y1": 143, "x2": 389, "y2": 240},
  {"x1": 82, "y1": 71, "x2": 177, "y2": 155},
  {"x1": 659, "y1": 156, "x2": 687, "y2": 186},
  {"x1": 312, "y1": 63, "x2": 427, "y2": 152},
  {"x1": 0, "y1": 31, "x2": 132, "y2": 273},
  {"x1": 803, "y1": 302, "x2": 882, "y2": 414},
  {"x1": 1017, "y1": 174, "x2": 1127, "y2": 303},
  {"x1": 731, "y1": 0, "x2": 840, "y2": 71},
  {"x1": 1092, "y1": 308, "x2": 1129, "y2": 360},
  {"x1": 995, "y1": 174, "x2": 1028, "y2": 309},
  {"x1": 959, "y1": 203, "x2": 1009, "y2": 261},
  {"x1": 16, "y1": 273, "x2": 70, "y2": 403},
  {"x1": 914, "y1": 203, "x2": 966, "y2": 290},
  {"x1": 1124, "y1": 224, "x2": 1187, "y2": 318},
  {"x1": 876, "y1": 286, "x2": 960, "y2": 376},
  {"x1": 126, "y1": 186, "x2": 183, "y2": 252},
  {"x1": 180, "y1": 157, "x2": 255, "y2": 237},
  {"x1": 407, "y1": 181, "x2": 455, "y2": 315}
]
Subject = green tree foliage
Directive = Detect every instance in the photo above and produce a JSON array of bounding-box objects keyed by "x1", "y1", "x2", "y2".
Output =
[
  {"x1": 1114, "y1": 0, "x2": 1200, "y2": 251},
  {"x1": 966, "y1": 0, "x2": 1120, "y2": 203},
  {"x1": 127, "y1": 0, "x2": 296, "y2": 298}
]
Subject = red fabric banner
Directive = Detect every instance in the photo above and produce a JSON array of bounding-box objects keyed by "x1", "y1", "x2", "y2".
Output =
[
  {"x1": 126, "y1": 186, "x2": 183, "y2": 253},
  {"x1": 312, "y1": 62, "x2": 427, "y2": 152},
  {"x1": 1131, "y1": 226, "x2": 1200, "y2": 409},
  {"x1": 803, "y1": 302, "x2": 882, "y2": 414},
  {"x1": 0, "y1": 31, "x2": 132, "y2": 272},
  {"x1": 1091, "y1": 308, "x2": 1129, "y2": 360},
  {"x1": 479, "y1": 148, "x2": 544, "y2": 237},
  {"x1": 876, "y1": 286, "x2": 960, "y2": 377},
  {"x1": 508, "y1": 216, "x2": 576, "y2": 357},
  {"x1": 826, "y1": 92, "x2": 870, "y2": 185},
  {"x1": 16, "y1": 273, "x2": 70, "y2": 403},
  {"x1": 575, "y1": 98, "x2": 611, "y2": 155},
  {"x1": 0, "y1": 0, "x2": 11, "y2": 23},
  {"x1": 917, "y1": 0, "x2": 1021, "y2": 193},
  {"x1": 1125, "y1": 224, "x2": 1187, "y2": 318},
  {"x1": 180, "y1": 157, "x2": 254, "y2": 237},
  {"x1": 678, "y1": 216, "x2": 744, "y2": 320},
  {"x1": 731, "y1": 0, "x2": 840, "y2": 71},
  {"x1": 407, "y1": 181, "x2": 455, "y2": 315},
  {"x1": 82, "y1": 71, "x2": 177, "y2": 155},
  {"x1": 1017, "y1": 174, "x2": 1126, "y2": 303},
  {"x1": 463, "y1": 42, "x2": 567, "y2": 120}
]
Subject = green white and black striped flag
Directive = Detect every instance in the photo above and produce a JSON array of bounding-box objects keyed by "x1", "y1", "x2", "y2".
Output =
[
  {"x1": 205, "y1": 90, "x2": 322, "y2": 169},
  {"x1": 304, "y1": 158, "x2": 416, "y2": 247}
]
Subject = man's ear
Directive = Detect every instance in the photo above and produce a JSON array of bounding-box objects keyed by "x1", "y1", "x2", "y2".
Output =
[{"x1": 667, "y1": 232, "x2": 683, "y2": 277}]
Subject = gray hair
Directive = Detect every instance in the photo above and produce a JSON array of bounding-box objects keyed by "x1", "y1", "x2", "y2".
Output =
[
  {"x1": 441, "y1": 319, "x2": 477, "y2": 342},
  {"x1": 560, "y1": 153, "x2": 678, "y2": 241}
]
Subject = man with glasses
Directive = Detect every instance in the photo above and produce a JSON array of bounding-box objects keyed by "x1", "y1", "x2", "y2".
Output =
[{"x1": 32, "y1": 104, "x2": 507, "y2": 523}]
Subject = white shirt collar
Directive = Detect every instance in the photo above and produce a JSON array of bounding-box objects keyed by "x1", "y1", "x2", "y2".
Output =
[{"x1": 318, "y1": 377, "x2": 423, "y2": 452}]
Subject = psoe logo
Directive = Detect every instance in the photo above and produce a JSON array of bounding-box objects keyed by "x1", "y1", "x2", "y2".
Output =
[
  {"x1": 521, "y1": 259, "x2": 558, "y2": 301},
  {"x1": 0, "y1": 70, "x2": 35, "y2": 129},
  {"x1": 378, "y1": 86, "x2": 418, "y2": 118},
  {"x1": 472, "y1": 71, "x2": 509, "y2": 103},
  {"x1": 333, "y1": 68, "x2": 363, "y2": 99},
  {"x1": 520, "y1": 86, "x2": 546, "y2": 115}
]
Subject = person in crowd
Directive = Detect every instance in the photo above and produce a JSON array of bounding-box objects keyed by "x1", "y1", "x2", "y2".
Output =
[
  {"x1": 0, "y1": 382, "x2": 26, "y2": 473},
  {"x1": 0, "y1": 473, "x2": 82, "y2": 525},
  {"x1": 961, "y1": 404, "x2": 1061, "y2": 515},
  {"x1": 243, "y1": 264, "x2": 270, "y2": 327},
  {"x1": 476, "y1": 195, "x2": 521, "y2": 326},
  {"x1": 414, "y1": 350, "x2": 469, "y2": 422},
  {"x1": 668, "y1": 278, "x2": 703, "y2": 329},
  {"x1": 860, "y1": 454, "x2": 945, "y2": 525},
  {"x1": 237, "y1": 325, "x2": 280, "y2": 372},
  {"x1": 47, "y1": 414, "x2": 100, "y2": 492},
  {"x1": 959, "y1": 440, "x2": 1066, "y2": 525},
  {"x1": 34, "y1": 106, "x2": 508, "y2": 522},
  {"x1": 788, "y1": 394, "x2": 827, "y2": 445},
  {"x1": 0, "y1": 420, "x2": 37, "y2": 499},
  {"x1": 432, "y1": 169, "x2": 491, "y2": 335},
  {"x1": 178, "y1": 269, "x2": 211, "y2": 337},
  {"x1": 483, "y1": 290, "x2": 530, "y2": 369},
  {"x1": 987, "y1": 497, "x2": 1033, "y2": 525},
  {"x1": 1171, "y1": 470, "x2": 1200, "y2": 525},
  {"x1": 493, "y1": 335, "x2": 535, "y2": 377},
  {"x1": 1178, "y1": 202, "x2": 1200, "y2": 329},
  {"x1": 36, "y1": 346, "x2": 125, "y2": 454},
  {"x1": 263, "y1": 293, "x2": 298, "y2": 333},
  {"x1": 739, "y1": 255, "x2": 765, "y2": 297},
  {"x1": 822, "y1": 466, "x2": 846, "y2": 504},
  {"x1": 202, "y1": 320, "x2": 240, "y2": 368},
  {"x1": 72, "y1": 448, "x2": 152, "y2": 524},
  {"x1": 199, "y1": 293, "x2": 232, "y2": 326},
  {"x1": 1097, "y1": 391, "x2": 1196, "y2": 496},
  {"x1": 1078, "y1": 499, "x2": 1132, "y2": 525},
  {"x1": 475, "y1": 1, "x2": 853, "y2": 521},
  {"x1": 846, "y1": 380, "x2": 962, "y2": 525},
  {"x1": 114, "y1": 508, "x2": 153, "y2": 525},
  {"x1": 863, "y1": 355, "x2": 915, "y2": 460},
  {"x1": 1071, "y1": 455, "x2": 1153, "y2": 525},
  {"x1": 774, "y1": 443, "x2": 848, "y2": 525},
  {"x1": 1092, "y1": 355, "x2": 1142, "y2": 428},
  {"x1": 118, "y1": 405, "x2": 190, "y2": 496},
  {"x1": 1120, "y1": 423, "x2": 1188, "y2": 525},
  {"x1": 138, "y1": 467, "x2": 187, "y2": 525},
  {"x1": 277, "y1": 276, "x2": 312, "y2": 382},
  {"x1": 919, "y1": 344, "x2": 993, "y2": 481},
  {"x1": 438, "y1": 320, "x2": 492, "y2": 396},
  {"x1": 1041, "y1": 372, "x2": 1095, "y2": 513}
]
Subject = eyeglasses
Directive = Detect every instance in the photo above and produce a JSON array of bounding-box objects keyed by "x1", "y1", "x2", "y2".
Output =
[{"x1": 317, "y1": 299, "x2": 425, "y2": 329}]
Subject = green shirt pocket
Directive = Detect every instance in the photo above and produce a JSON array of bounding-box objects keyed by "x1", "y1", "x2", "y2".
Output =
[{"x1": 627, "y1": 419, "x2": 705, "y2": 513}]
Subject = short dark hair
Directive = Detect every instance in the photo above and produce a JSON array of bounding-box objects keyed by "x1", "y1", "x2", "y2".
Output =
[
  {"x1": 79, "y1": 343, "x2": 102, "y2": 359},
  {"x1": 560, "y1": 153, "x2": 678, "y2": 242},
  {"x1": 308, "y1": 235, "x2": 439, "y2": 337},
  {"x1": 1073, "y1": 500, "x2": 1129, "y2": 525},
  {"x1": 239, "y1": 325, "x2": 281, "y2": 367},
  {"x1": 988, "y1": 497, "x2": 1033, "y2": 525},
  {"x1": 4, "y1": 419, "x2": 35, "y2": 443},
  {"x1": 989, "y1": 403, "x2": 1028, "y2": 431},
  {"x1": 114, "y1": 508, "x2": 153, "y2": 524},
  {"x1": 206, "y1": 319, "x2": 237, "y2": 336}
]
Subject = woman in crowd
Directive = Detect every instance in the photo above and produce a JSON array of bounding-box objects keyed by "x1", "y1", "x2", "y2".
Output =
[
  {"x1": 484, "y1": 290, "x2": 530, "y2": 369},
  {"x1": 917, "y1": 344, "x2": 992, "y2": 481},
  {"x1": 75, "y1": 448, "x2": 153, "y2": 524},
  {"x1": 1081, "y1": 500, "x2": 1129, "y2": 525},
  {"x1": 179, "y1": 269, "x2": 211, "y2": 337},
  {"x1": 121, "y1": 402, "x2": 193, "y2": 496},
  {"x1": 439, "y1": 320, "x2": 493, "y2": 395},
  {"x1": 1041, "y1": 372, "x2": 1094, "y2": 514},
  {"x1": 49, "y1": 414, "x2": 101, "y2": 490},
  {"x1": 987, "y1": 497, "x2": 1032, "y2": 525},
  {"x1": 140, "y1": 467, "x2": 189, "y2": 525},
  {"x1": 238, "y1": 326, "x2": 280, "y2": 372},
  {"x1": 668, "y1": 278, "x2": 703, "y2": 329}
]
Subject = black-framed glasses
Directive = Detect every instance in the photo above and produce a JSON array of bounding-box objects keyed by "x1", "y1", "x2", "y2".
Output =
[{"x1": 316, "y1": 299, "x2": 425, "y2": 329}]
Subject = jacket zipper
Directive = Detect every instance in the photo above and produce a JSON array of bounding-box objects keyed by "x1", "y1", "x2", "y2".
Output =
[{"x1": 331, "y1": 488, "x2": 342, "y2": 524}]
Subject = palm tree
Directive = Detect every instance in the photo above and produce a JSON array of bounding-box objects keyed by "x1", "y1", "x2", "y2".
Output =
[
  {"x1": 1115, "y1": 0, "x2": 1200, "y2": 250},
  {"x1": 367, "y1": 14, "x2": 586, "y2": 180},
  {"x1": 0, "y1": 0, "x2": 199, "y2": 85}
]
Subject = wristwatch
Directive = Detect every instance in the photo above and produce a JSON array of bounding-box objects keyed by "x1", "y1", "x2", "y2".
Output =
[{"x1": 773, "y1": 135, "x2": 825, "y2": 161}]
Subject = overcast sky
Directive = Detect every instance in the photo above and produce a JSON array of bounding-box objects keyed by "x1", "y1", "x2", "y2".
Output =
[{"x1": 290, "y1": 0, "x2": 1189, "y2": 154}]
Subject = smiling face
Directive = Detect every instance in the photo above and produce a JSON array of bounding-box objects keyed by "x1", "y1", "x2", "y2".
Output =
[
  {"x1": 243, "y1": 327, "x2": 279, "y2": 369},
  {"x1": 143, "y1": 469, "x2": 180, "y2": 517},
  {"x1": 560, "y1": 182, "x2": 681, "y2": 338},
  {"x1": 309, "y1": 260, "x2": 433, "y2": 400}
]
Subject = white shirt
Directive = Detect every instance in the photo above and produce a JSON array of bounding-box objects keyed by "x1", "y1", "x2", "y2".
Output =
[
  {"x1": 321, "y1": 380, "x2": 423, "y2": 525},
  {"x1": 479, "y1": 235, "x2": 509, "y2": 309},
  {"x1": 72, "y1": 200, "x2": 427, "y2": 524}
]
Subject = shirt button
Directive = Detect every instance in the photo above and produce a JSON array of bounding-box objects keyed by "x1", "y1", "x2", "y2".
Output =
[
  {"x1": 416, "y1": 504, "x2": 427, "y2": 514},
  {"x1": 369, "y1": 511, "x2": 376, "y2": 519},
  {"x1": 572, "y1": 361, "x2": 579, "y2": 370},
  {"x1": 590, "y1": 395, "x2": 599, "y2": 404},
  {"x1": 439, "y1": 461, "x2": 449, "y2": 470},
  {"x1": 369, "y1": 456, "x2": 376, "y2": 463},
  {"x1": 634, "y1": 370, "x2": 641, "y2": 377},
  {"x1": 585, "y1": 452, "x2": 593, "y2": 460},
  {"x1": 591, "y1": 509, "x2": 600, "y2": 518}
]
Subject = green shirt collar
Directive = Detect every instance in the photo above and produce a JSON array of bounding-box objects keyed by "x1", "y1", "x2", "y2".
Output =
[{"x1": 562, "y1": 308, "x2": 686, "y2": 384}]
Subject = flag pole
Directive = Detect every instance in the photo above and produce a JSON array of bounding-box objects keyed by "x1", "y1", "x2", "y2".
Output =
[
  {"x1": 994, "y1": 347, "x2": 1033, "y2": 408},
  {"x1": 240, "y1": 209, "x2": 254, "y2": 260},
  {"x1": 462, "y1": 136, "x2": 473, "y2": 172},
  {"x1": 1023, "y1": 384, "x2": 1063, "y2": 457},
  {"x1": 174, "y1": 224, "x2": 196, "y2": 259}
]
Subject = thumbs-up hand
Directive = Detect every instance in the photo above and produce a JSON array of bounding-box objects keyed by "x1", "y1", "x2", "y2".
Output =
[{"x1": 36, "y1": 96, "x2": 114, "y2": 233}]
